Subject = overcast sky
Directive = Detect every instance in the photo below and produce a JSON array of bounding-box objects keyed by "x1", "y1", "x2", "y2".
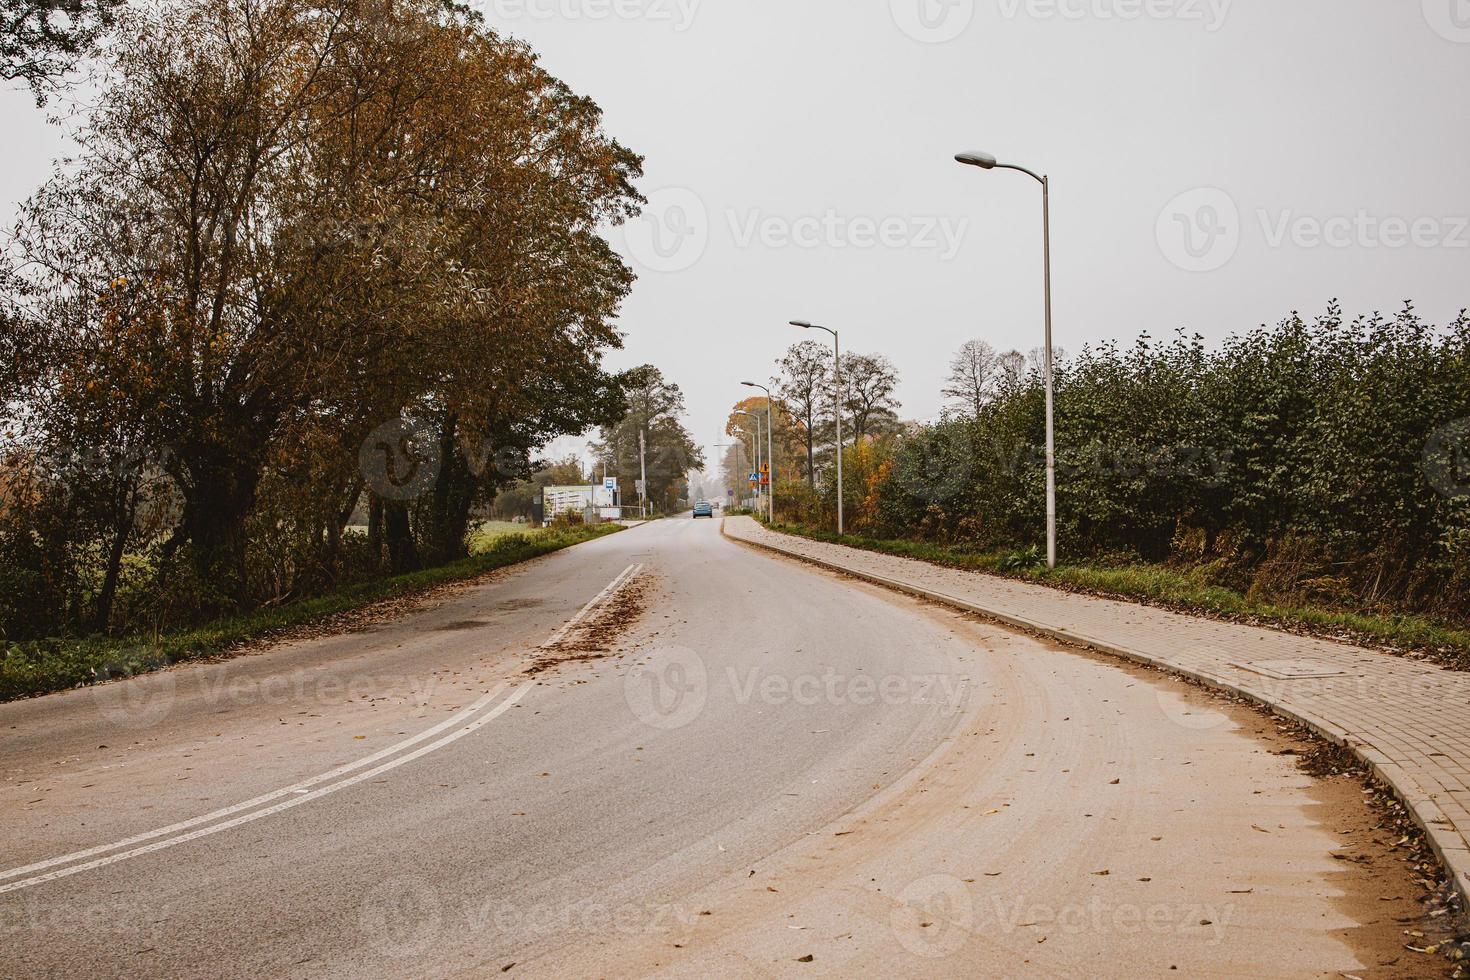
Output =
[{"x1": 5, "y1": 0, "x2": 1468, "y2": 481}]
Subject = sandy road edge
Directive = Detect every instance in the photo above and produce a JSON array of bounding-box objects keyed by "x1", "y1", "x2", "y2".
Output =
[{"x1": 721, "y1": 517, "x2": 1470, "y2": 929}]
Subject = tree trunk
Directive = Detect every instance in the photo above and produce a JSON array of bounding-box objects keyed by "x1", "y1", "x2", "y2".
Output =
[
  {"x1": 420, "y1": 415, "x2": 477, "y2": 567},
  {"x1": 325, "y1": 479, "x2": 363, "y2": 586},
  {"x1": 93, "y1": 480, "x2": 140, "y2": 633},
  {"x1": 384, "y1": 500, "x2": 420, "y2": 574},
  {"x1": 368, "y1": 494, "x2": 383, "y2": 568},
  {"x1": 179, "y1": 454, "x2": 262, "y2": 613}
]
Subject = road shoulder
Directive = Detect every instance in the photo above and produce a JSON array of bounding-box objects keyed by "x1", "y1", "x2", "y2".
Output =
[{"x1": 723, "y1": 516, "x2": 1470, "y2": 927}]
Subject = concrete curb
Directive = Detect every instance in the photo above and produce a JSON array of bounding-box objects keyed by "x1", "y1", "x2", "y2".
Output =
[{"x1": 723, "y1": 520, "x2": 1470, "y2": 923}]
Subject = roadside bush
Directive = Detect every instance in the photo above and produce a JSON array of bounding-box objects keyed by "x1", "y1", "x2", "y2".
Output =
[{"x1": 860, "y1": 304, "x2": 1470, "y2": 620}]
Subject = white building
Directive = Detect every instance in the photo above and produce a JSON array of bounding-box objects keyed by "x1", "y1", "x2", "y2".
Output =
[{"x1": 542, "y1": 483, "x2": 621, "y2": 524}]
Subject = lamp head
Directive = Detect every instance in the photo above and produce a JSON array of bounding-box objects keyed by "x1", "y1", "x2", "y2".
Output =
[{"x1": 955, "y1": 151, "x2": 999, "y2": 170}]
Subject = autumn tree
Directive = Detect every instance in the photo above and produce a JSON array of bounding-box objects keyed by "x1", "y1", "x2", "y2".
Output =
[
  {"x1": 724, "y1": 396, "x2": 803, "y2": 485},
  {"x1": 942, "y1": 339, "x2": 1000, "y2": 419},
  {"x1": 841, "y1": 353, "x2": 900, "y2": 442},
  {"x1": 593, "y1": 366, "x2": 704, "y2": 513},
  {"x1": 774, "y1": 340, "x2": 834, "y2": 485},
  {"x1": 8, "y1": 0, "x2": 641, "y2": 613},
  {"x1": 1, "y1": 0, "x2": 120, "y2": 102}
]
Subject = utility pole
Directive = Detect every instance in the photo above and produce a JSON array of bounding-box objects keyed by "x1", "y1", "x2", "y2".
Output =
[
  {"x1": 741, "y1": 382, "x2": 777, "y2": 523},
  {"x1": 734, "y1": 410, "x2": 764, "y2": 518},
  {"x1": 638, "y1": 427, "x2": 648, "y2": 519}
]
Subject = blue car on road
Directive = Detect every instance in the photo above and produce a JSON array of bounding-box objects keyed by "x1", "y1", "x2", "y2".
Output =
[{"x1": 692, "y1": 501, "x2": 714, "y2": 519}]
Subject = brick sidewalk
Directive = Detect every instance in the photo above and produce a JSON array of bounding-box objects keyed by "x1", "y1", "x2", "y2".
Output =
[{"x1": 723, "y1": 516, "x2": 1470, "y2": 910}]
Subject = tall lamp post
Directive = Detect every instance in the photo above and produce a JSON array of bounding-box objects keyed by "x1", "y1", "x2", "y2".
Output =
[
  {"x1": 740, "y1": 382, "x2": 776, "y2": 523},
  {"x1": 734, "y1": 410, "x2": 764, "y2": 516},
  {"x1": 789, "y1": 320, "x2": 843, "y2": 536},
  {"x1": 732, "y1": 425, "x2": 756, "y2": 510},
  {"x1": 955, "y1": 150, "x2": 1056, "y2": 569}
]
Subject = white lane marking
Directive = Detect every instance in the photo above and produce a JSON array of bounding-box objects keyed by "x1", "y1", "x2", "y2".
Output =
[
  {"x1": 0, "y1": 682, "x2": 534, "y2": 895},
  {"x1": 1, "y1": 562, "x2": 647, "y2": 894},
  {"x1": 538, "y1": 563, "x2": 642, "y2": 651},
  {"x1": 0, "y1": 682, "x2": 513, "y2": 886}
]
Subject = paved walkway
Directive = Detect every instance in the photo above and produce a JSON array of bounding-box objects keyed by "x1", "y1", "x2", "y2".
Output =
[{"x1": 723, "y1": 516, "x2": 1470, "y2": 911}]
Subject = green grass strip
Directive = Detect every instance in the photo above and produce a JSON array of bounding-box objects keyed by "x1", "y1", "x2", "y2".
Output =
[
  {"x1": 0, "y1": 524, "x2": 622, "y2": 703},
  {"x1": 765, "y1": 523, "x2": 1470, "y2": 664}
]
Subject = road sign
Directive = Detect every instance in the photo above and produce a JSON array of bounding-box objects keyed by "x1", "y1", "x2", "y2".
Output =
[
  {"x1": 603, "y1": 477, "x2": 618, "y2": 492},
  {"x1": 635, "y1": 479, "x2": 647, "y2": 496}
]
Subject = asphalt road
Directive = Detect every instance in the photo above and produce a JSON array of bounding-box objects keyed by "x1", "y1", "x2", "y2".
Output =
[{"x1": 0, "y1": 519, "x2": 1426, "y2": 977}]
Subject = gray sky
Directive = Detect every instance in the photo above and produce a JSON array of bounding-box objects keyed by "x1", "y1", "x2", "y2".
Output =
[{"x1": 6, "y1": 0, "x2": 1469, "y2": 480}]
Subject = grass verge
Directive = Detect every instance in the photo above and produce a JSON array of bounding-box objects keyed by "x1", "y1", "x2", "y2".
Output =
[
  {"x1": 469, "y1": 520, "x2": 546, "y2": 551},
  {"x1": 0, "y1": 524, "x2": 622, "y2": 703},
  {"x1": 764, "y1": 522, "x2": 1470, "y2": 669}
]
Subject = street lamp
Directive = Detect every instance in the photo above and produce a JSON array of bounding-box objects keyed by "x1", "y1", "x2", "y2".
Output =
[
  {"x1": 740, "y1": 382, "x2": 777, "y2": 523},
  {"x1": 731, "y1": 426, "x2": 756, "y2": 510},
  {"x1": 955, "y1": 150, "x2": 1057, "y2": 569},
  {"x1": 734, "y1": 410, "x2": 764, "y2": 513},
  {"x1": 790, "y1": 320, "x2": 844, "y2": 536}
]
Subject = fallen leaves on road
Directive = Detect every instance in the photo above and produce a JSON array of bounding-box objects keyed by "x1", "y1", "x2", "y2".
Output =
[{"x1": 526, "y1": 574, "x2": 652, "y2": 675}]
